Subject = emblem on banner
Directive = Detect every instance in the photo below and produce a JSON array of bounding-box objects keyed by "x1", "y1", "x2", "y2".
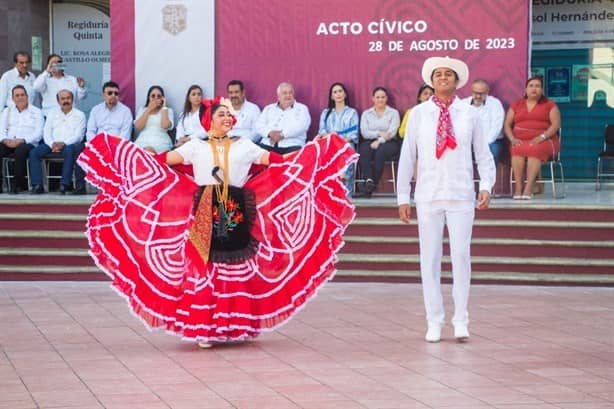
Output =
[{"x1": 162, "y1": 4, "x2": 187, "y2": 35}]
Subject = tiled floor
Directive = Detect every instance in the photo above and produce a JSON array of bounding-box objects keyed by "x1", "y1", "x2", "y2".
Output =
[{"x1": 1, "y1": 282, "x2": 612, "y2": 409}]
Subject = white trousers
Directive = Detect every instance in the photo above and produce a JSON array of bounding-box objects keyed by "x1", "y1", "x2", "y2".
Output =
[{"x1": 415, "y1": 200, "x2": 475, "y2": 327}]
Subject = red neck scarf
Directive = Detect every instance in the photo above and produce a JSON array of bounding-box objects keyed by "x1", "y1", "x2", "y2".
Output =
[{"x1": 432, "y1": 95, "x2": 457, "y2": 159}]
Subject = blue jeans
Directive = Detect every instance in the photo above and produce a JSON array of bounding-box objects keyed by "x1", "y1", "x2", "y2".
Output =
[
  {"x1": 28, "y1": 143, "x2": 78, "y2": 187},
  {"x1": 344, "y1": 163, "x2": 355, "y2": 198},
  {"x1": 489, "y1": 139, "x2": 504, "y2": 165}
]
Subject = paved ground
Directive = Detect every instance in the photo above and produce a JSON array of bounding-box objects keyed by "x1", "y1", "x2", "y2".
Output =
[{"x1": 1, "y1": 281, "x2": 613, "y2": 409}]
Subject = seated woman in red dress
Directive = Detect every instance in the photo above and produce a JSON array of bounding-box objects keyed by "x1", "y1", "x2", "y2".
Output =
[
  {"x1": 77, "y1": 97, "x2": 357, "y2": 347},
  {"x1": 504, "y1": 76, "x2": 561, "y2": 199}
]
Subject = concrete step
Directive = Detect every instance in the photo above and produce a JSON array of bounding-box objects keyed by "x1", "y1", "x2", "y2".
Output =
[
  {"x1": 5, "y1": 228, "x2": 612, "y2": 252},
  {"x1": 0, "y1": 230, "x2": 88, "y2": 249},
  {"x1": 0, "y1": 265, "x2": 105, "y2": 281},
  {"x1": 355, "y1": 205, "x2": 614, "y2": 222},
  {"x1": 0, "y1": 247, "x2": 93, "y2": 267},
  {"x1": 1, "y1": 197, "x2": 612, "y2": 285},
  {"x1": 337, "y1": 253, "x2": 614, "y2": 267},
  {"x1": 350, "y1": 217, "x2": 614, "y2": 229},
  {"x1": 2, "y1": 245, "x2": 612, "y2": 276},
  {"x1": 0, "y1": 213, "x2": 87, "y2": 232},
  {"x1": 336, "y1": 253, "x2": 614, "y2": 276},
  {"x1": 342, "y1": 236, "x2": 614, "y2": 259},
  {"x1": 0, "y1": 202, "x2": 90, "y2": 214},
  {"x1": 346, "y1": 218, "x2": 614, "y2": 241},
  {"x1": 0, "y1": 212, "x2": 86, "y2": 221},
  {"x1": 334, "y1": 270, "x2": 614, "y2": 285}
]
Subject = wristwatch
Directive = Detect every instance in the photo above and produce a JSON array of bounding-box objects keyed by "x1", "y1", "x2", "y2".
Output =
[{"x1": 540, "y1": 133, "x2": 547, "y2": 140}]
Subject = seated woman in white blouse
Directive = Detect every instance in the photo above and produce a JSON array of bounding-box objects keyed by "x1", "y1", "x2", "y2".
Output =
[
  {"x1": 358, "y1": 86, "x2": 400, "y2": 197},
  {"x1": 175, "y1": 85, "x2": 207, "y2": 147},
  {"x1": 133, "y1": 85, "x2": 174, "y2": 153}
]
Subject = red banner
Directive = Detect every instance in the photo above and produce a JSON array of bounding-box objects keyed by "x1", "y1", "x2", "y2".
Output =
[{"x1": 113, "y1": 0, "x2": 530, "y2": 131}]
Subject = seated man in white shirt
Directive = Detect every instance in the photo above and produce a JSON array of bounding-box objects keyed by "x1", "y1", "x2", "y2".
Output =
[
  {"x1": 0, "y1": 51, "x2": 37, "y2": 110},
  {"x1": 28, "y1": 89, "x2": 86, "y2": 194},
  {"x1": 0, "y1": 85, "x2": 44, "y2": 193},
  {"x1": 462, "y1": 79, "x2": 505, "y2": 165},
  {"x1": 255, "y1": 82, "x2": 311, "y2": 154},
  {"x1": 72, "y1": 81, "x2": 133, "y2": 194},
  {"x1": 226, "y1": 80, "x2": 261, "y2": 142}
]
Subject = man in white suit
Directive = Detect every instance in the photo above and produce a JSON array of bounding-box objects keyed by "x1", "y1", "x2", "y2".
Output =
[{"x1": 397, "y1": 56, "x2": 495, "y2": 343}]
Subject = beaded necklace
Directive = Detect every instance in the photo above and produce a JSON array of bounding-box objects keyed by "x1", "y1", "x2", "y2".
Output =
[
  {"x1": 209, "y1": 135, "x2": 231, "y2": 238},
  {"x1": 209, "y1": 135, "x2": 231, "y2": 199}
]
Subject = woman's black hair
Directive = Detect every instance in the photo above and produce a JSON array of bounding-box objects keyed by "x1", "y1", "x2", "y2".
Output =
[
  {"x1": 324, "y1": 82, "x2": 350, "y2": 123},
  {"x1": 181, "y1": 85, "x2": 204, "y2": 126},
  {"x1": 416, "y1": 84, "x2": 434, "y2": 104},
  {"x1": 144, "y1": 85, "x2": 164, "y2": 107},
  {"x1": 372, "y1": 86, "x2": 388, "y2": 96}
]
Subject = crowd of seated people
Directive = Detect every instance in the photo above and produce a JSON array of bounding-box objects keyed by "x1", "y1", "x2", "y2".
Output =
[{"x1": 0, "y1": 50, "x2": 557, "y2": 199}]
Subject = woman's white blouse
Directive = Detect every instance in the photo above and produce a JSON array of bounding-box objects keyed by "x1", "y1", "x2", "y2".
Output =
[
  {"x1": 175, "y1": 137, "x2": 267, "y2": 187},
  {"x1": 176, "y1": 110, "x2": 207, "y2": 140}
]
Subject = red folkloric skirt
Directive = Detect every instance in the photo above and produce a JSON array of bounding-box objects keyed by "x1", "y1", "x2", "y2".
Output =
[{"x1": 78, "y1": 133, "x2": 357, "y2": 343}]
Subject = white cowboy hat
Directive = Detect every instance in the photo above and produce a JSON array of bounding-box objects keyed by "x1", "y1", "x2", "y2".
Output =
[{"x1": 421, "y1": 56, "x2": 469, "y2": 89}]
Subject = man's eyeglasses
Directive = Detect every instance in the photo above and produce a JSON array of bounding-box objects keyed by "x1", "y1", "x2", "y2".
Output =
[{"x1": 106, "y1": 91, "x2": 120, "y2": 96}]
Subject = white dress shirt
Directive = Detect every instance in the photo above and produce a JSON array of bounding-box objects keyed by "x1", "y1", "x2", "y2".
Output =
[
  {"x1": 228, "y1": 100, "x2": 261, "y2": 142},
  {"x1": 176, "y1": 110, "x2": 207, "y2": 141},
  {"x1": 397, "y1": 97, "x2": 495, "y2": 205},
  {"x1": 86, "y1": 101, "x2": 133, "y2": 141},
  {"x1": 0, "y1": 104, "x2": 44, "y2": 145},
  {"x1": 0, "y1": 68, "x2": 37, "y2": 109},
  {"x1": 43, "y1": 107, "x2": 86, "y2": 147},
  {"x1": 462, "y1": 95, "x2": 504, "y2": 145},
  {"x1": 255, "y1": 102, "x2": 311, "y2": 148},
  {"x1": 33, "y1": 72, "x2": 87, "y2": 116}
]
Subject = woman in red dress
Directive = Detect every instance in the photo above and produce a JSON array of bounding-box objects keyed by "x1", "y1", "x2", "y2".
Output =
[
  {"x1": 504, "y1": 76, "x2": 561, "y2": 199},
  {"x1": 78, "y1": 98, "x2": 357, "y2": 347}
]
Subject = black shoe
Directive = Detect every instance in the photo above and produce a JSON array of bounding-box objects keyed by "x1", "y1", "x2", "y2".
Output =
[
  {"x1": 365, "y1": 178, "x2": 376, "y2": 194},
  {"x1": 59, "y1": 184, "x2": 71, "y2": 195},
  {"x1": 71, "y1": 186, "x2": 87, "y2": 195},
  {"x1": 10, "y1": 185, "x2": 20, "y2": 194},
  {"x1": 30, "y1": 185, "x2": 44, "y2": 194}
]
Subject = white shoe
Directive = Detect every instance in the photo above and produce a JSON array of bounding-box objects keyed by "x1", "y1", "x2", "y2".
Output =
[
  {"x1": 425, "y1": 325, "x2": 442, "y2": 343},
  {"x1": 198, "y1": 342, "x2": 212, "y2": 349},
  {"x1": 454, "y1": 325, "x2": 470, "y2": 342}
]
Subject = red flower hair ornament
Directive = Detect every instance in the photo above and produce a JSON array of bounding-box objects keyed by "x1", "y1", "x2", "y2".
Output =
[{"x1": 200, "y1": 96, "x2": 237, "y2": 132}]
